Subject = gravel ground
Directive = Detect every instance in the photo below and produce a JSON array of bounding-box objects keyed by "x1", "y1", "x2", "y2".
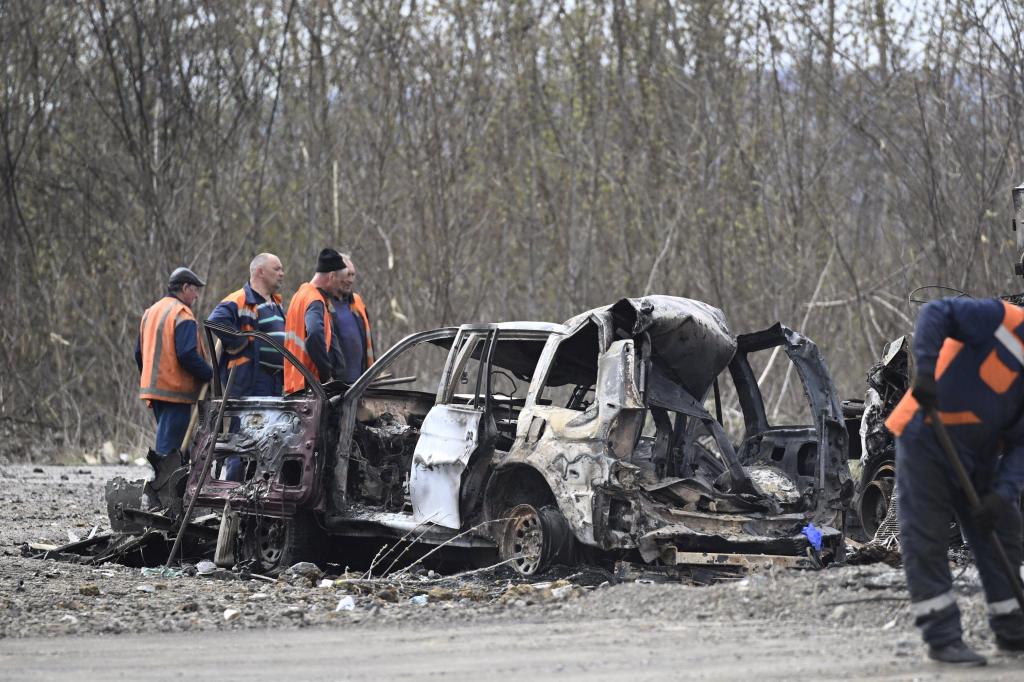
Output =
[{"x1": 1, "y1": 464, "x2": 1022, "y2": 679}]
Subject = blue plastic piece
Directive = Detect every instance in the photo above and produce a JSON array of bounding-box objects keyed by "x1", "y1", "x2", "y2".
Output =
[{"x1": 802, "y1": 523, "x2": 823, "y2": 551}]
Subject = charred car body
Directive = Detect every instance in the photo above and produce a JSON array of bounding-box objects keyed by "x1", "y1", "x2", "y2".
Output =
[
  {"x1": 844, "y1": 335, "x2": 910, "y2": 539},
  {"x1": 106, "y1": 296, "x2": 853, "y2": 575}
]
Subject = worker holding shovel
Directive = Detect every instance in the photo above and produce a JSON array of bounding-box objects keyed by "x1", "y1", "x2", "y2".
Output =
[{"x1": 886, "y1": 297, "x2": 1024, "y2": 665}]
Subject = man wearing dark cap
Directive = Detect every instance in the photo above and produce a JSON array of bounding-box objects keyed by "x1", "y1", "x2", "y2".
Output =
[
  {"x1": 136, "y1": 267, "x2": 213, "y2": 463},
  {"x1": 283, "y1": 249, "x2": 347, "y2": 393}
]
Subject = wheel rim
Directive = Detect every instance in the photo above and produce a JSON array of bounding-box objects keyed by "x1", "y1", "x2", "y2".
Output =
[
  {"x1": 255, "y1": 518, "x2": 285, "y2": 567},
  {"x1": 503, "y1": 505, "x2": 544, "y2": 575},
  {"x1": 859, "y1": 465, "x2": 895, "y2": 537}
]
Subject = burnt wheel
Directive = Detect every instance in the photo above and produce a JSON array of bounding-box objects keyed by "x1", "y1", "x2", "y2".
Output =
[
  {"x1": 857, "y1": 464, "x2": 895, "y2": 538},
  {"x1": 498, "y1": 504, "x2": 572, "y2": 576},
  {"x1": 238, "y1": 513, "x2": 320, "y2": 575}
]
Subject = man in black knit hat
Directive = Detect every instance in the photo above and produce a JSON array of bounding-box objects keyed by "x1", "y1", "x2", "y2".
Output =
[{"x1": 283, "y1": 248, "x2": 347, "y2": 392}]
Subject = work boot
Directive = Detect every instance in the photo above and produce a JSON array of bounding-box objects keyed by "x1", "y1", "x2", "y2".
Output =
[
  {"x1": 927, "y1": 640, "x2": 987, "y2": 666},
  {"x1": 991, "y1": 611, "x2": 1024, "y2": 654},
  {"x1": 996, "y1": 635, "x2": 1024, "y2": 654},
  {"x1": 141, "y1": 482, "x2": 160, "y2": 512}
]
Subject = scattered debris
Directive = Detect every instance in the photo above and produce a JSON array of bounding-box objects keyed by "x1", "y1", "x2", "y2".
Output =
[
  {"x1": 551, "y1": 583, "x2": 578, "y2": 601},
  {"x1": 78, "y1": 585, "x2": 99, "y2": 596},
  {"x1": 223, "y1": 608, "x2": 240, "y2": 622},
  {"x1": 285, "y1": 562, "x2": 323, "y2": 586},
  {"x1": 335, "y1": 595, "x2": 356, "y2": 611},
  {"x1": 28, "y1": 543, "x2": 58, "y2": 552},
  {"x1": 141, "y1": 567, "x2": 183, "y2": 579},
  {"x1": 376, "y1": 586, "x2": 399, "y2": 603},
  {"x1": 427, "y1": 587, "x2": 453, "y2": 601}
]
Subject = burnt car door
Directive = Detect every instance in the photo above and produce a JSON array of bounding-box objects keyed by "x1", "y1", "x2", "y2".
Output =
[
  {"x1": 326, "y1": 327, "x2": 458, "y2": 514},
  {"x1": 410, "y1": 325, "x2": 499, "y2": 529},
  {"x1": 185, "y1": 322, "x2": 328, "y2": 515},
  {"x1": 726, "y1": 323, "x2": 854, "y2": 523}
]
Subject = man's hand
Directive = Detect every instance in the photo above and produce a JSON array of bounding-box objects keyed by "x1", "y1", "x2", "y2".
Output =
[
  {"x1": 912, "y1": 371, "x2": 938, "y2": 411},
  {"x1": 974, "y1": 492, "x2": 1014, "y2": 534}
]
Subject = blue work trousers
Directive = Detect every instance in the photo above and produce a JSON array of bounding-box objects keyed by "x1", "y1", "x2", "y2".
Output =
[
  {"x1": 896, "y1": 429, "x2": 1024, "y2": 646},
  {"x1": 151, "y1": 400, "x2": 192, "y2": 457}
]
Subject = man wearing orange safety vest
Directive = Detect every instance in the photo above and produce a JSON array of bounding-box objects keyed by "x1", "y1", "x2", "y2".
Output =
[
  {"x1": 135, "y1": 267, "x2": 213, "y2": 463},
  {"x1": 886, "y1": 297, "x2": 1024, "y2": 665},
  {"x1": 208, "y1": 253, "x2": 287, "y2": 481},
  {"x1": 283, "y1": 248, "x2": 347, "y2": 393},
  {"x1": 208, "y1": 253, "x2": 287, "y2": 398},
  {"x1": 331, "y1": 253, "x2": 375, "y2": 383}
]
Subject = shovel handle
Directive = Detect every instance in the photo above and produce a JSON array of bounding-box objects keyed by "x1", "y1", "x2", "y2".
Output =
[
  {"x1": 928, "y1": 408, "x2": 1024, "y2": 613},
  {"x1": 164, "y1": 365, "x2": 237, "y2": 569},
  {"x1": 179, "y1": 340, "x2": 222, "y2": 453}
]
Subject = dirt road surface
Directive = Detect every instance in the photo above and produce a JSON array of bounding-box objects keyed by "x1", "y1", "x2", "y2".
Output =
[{"x1": 2, "y1": 465, "x2": 1022, "y2": 680}]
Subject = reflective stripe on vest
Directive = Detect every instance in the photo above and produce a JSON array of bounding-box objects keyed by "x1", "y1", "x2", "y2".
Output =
[
  {"x1": 139, "y1": 297, "x2": 202, "y2": 404},
  {"x1": 995, "y1": 325, "x2": 1024, "y2": 364},
  {"x1": 283, "y1": 282, "x2": 331, "y2": 393},
  {"x1": 982, "y1": 301, "x2": 1024, "y2": 394},
  {"x1": 284, "y1": 330, "x2": 307, "y2": 353}
]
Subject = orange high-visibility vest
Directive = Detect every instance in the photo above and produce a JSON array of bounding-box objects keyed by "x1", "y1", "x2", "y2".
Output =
[
  {"x1": 886, "y1": 300, "x2": 1024, "y2": 436},
  {"x1": 221, "y1": 288, "x2": 255, "y2": 369},
  {"x1": 219, "y1": 286, "x2": 285, "y2": 370},
  {"x1": 349, "y1": 292, "x2": 375, "y2": 367},
  {"x1": 138, "y1": 296, "x2": 203, "y2": 403},
  {"x1": 284, "y1": 282, "x2": 332, "y2": 393}
]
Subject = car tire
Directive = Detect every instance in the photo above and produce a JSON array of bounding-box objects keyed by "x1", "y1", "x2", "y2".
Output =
[
  {"x1": 498, "y1": 503, "x2": 573, "y2": 576},
  {"x1": 238, "y1": 512, "x2": 321, "y2": 576},
  {"x1": 856, "y1": 463, "x2": 895, "y2": 539}
]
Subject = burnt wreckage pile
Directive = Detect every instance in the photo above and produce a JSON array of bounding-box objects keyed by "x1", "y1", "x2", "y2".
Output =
[
  {"x1": 37, "y1": 296, "x2": 854, "y2": 580},
  {"x1": 844, "y1": 335, "x2": 909, "y2": 545}
]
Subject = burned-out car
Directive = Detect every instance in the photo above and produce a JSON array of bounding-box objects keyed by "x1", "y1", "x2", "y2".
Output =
[{"x1": 114, "y1": 296, "x2": 853, "y2": 576}]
